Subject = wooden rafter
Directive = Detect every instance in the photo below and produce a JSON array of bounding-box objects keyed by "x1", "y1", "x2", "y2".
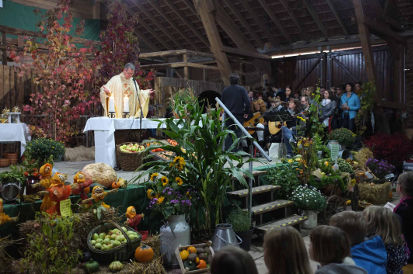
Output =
[
  {"x1": 238, "y1": 0, "x2": 278, "y2": 46},
  {"x1": 325, "y1": 0, "x2": 349, "y2": 35},
  {"x1": 364, "y1": 17, "x2": 405, "y2": 43},
  {"x1": 193, "y1": 0, "x2": 231, "y2": 85},
  {"x1": 140, "y1": 62, "x2": 219, "y2": 70},
  {"x1": 145, "y1": 0, "x2": 195, "y2": 50},
  {"x1": 136, "y1": 22, "x2": 170, "y2": 50},
  {"x1": 222, "y1": 46, "x2": 271, "y2": 60},
  {"x1": 302, "y1": 0, "x2": 328, "y2": 38},
  {"x1": 215, "y1": 8, "x2": 255, "y2": 50},
  {"x1": 352, "y1": 0, "x2": 376, "y2": 85},
  {"x1": 140, "y1": 49, "x2": 214, "y2": 59},
  {"x1": 257, "y1": 0, "x2": 292, "y2": 43},
  {"x1": 162, "y1": 0, "x2": 209, "y2": 48},
  {"x1": 279, "y1": 0, "x2": 302, "y2": 34},
  {"x1": 131, "y1": 3, "x2": 181, "y2": 49},
  {"x1": 134, "y1": 30, "x2": 159, "y2": 51},
  {"x1": 221, "y1": 0, "x2": 263, "y2": 47}
]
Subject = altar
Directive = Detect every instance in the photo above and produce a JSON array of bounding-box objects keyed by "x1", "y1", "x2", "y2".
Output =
[
  {"x1": 83, "y1": 117, "x2": 166, "y2": 167},
  {"x1": 0, "y1": 123, "x2": 31, "y2": 156}
]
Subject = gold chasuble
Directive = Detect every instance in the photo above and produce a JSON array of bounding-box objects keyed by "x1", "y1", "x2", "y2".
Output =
[{"x1": 100, "y1": 72, "x2": 151, "y2": 118}]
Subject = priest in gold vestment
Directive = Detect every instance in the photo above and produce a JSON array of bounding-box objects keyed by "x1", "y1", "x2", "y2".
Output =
[{"x1": 100, "y1": 63, "x2": 153, "y2": 118}]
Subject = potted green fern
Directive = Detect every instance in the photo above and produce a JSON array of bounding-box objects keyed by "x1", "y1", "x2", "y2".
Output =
[{"x1": 227, "y1": 208, "x2": 252, "y2": 251}]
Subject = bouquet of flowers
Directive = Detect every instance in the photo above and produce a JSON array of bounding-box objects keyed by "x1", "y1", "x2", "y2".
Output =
[
  {"x1": 365, "y1": 158, "x2": 394, "y2": 180},
  {"x1": 145, "y1": 156, "x2": 192, "y2": 219},
  {"x1": 291, "y1": 185, "x2": 326, "y2": 211}
]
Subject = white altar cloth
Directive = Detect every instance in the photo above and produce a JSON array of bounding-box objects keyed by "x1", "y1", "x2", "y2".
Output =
[
  {"x1": 0, "y1": 123, "x2": 31, "y2": 156},
  {"x1": 83, "y1": 117, "x2": 166, "y2": 167}
]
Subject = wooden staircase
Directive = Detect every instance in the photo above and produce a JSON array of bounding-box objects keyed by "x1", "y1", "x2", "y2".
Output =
[{"x1": 228, "y1": 169, "x2": 307, "y2": 232}]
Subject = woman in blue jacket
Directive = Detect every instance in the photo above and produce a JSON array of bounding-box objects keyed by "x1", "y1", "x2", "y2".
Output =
[{"x1": 340, "y1": 83, "x2": 360, "y2": 132}]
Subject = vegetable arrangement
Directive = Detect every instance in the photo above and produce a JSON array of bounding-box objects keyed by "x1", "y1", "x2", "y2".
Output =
[{"x1": 90, "y1": 227, "x2": 140, "y2": 251}]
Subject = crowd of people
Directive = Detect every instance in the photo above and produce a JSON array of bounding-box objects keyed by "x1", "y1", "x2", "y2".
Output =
[{"x1": 209, "y1": 172, "x2": 413, "y2": 274}]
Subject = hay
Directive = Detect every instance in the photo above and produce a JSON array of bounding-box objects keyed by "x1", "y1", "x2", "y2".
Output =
[
  {"x1": 0, "y1": 236, "x2": 17, "y2": 268},
  {"x1": 64, "y1": 146, "x2": 95, "y2": 161},
  {"x1": 143, "y1": 234, "x2": 161, "y2": 257},
  {"x1": 124, "y1": 257, "x2": 166, "y2": 274},
  {"x1": 353, "y1": 147, "x2": 374, "y2": 170},
  {"x1": 358, "y1": 182, "x2": 392, "y2": 204}
]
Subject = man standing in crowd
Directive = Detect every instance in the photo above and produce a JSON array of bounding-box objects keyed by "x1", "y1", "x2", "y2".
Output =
[
  {"x1": 100, "y1": 63, "x2": 154, "y2": 118},
  {"x1": 222, "y1": 73, "x2": 250, "y2": 151}
]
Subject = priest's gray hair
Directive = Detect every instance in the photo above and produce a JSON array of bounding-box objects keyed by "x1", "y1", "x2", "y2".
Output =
[{"x1": 124, "y1": 63, "x2": 135, "y2": 71}]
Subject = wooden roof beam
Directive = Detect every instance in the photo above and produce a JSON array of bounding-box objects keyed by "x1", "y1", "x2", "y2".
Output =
[
  {"x1": 302, "y1": 0, "x2": 328, "y2": 38},
  {"x1": 145, "y1": 0, "x2": 196, "y2": 50},
  {"x1": 136, "y1": 31, "x2": 159, "y2": 51},
  {"x1": 364, "y1": 17, "x2": 406, "y2": 44},
  {"x1": 221, "y1": 0, "x2": 264, "y2": 46},
  {"x1": 140, "y1": 62, "x2": 219, "y2": 70},
  {"x1": 162, "y1": 0, "x2": 209, "y2": 48},
  {"x1": 325, "y1": 0, "x2": 349, "y2": 35},
  {"x1": 367, "y1": 0, "x2": 403, "y2": 30},
  {"x1": 131, "y1": 3, "x2": 181, "y2": 49},
  {"x1": 222, "y1": 46, "x2": 271, "y2": 60},
  {"x1": 257, "y1": 0, "x2": 292, "y2": 43},
  {"x1": 279, "y1": 0, "x2": 302, "y2": 34},
  {"x1": 140, "y1": 49, "x2": 214, "y2": 59}
]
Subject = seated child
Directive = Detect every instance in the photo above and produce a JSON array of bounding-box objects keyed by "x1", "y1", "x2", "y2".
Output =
[
  {"x1": 363, "y1": 205, "x2": 408, "y2": 274},
  {"x1": 263, "y1": 226, "x2": 312, "y2": 274},
  {"x1": 394, "y1": 172, "x2": 413, "y2": 264},
  {"x1": 329, "y1": 211, "x2": 387, "y2": 274},
  {"x1": 310, "y1": 225, "x2": 367, "y2": 274},
  {"x1": 210, "y1": 246, "x2": 258, "y2": 274}
]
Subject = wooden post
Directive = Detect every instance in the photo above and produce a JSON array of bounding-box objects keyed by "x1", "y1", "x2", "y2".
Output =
[
  {"x1": 1, "y1": 32, "x2": 6, "y2": 65},
  {"x1": 194, "y1": 0, "x2": 231, "y2": 85},
  {"x1": 326, "y1": 47, "x2": 332, "y2": 88},
  {"x1": 183, "y1": 53, "x2": 189, "y2": 80},
  {"x1": 352, "y1": 0, "x2": 377, "y2": 86}
]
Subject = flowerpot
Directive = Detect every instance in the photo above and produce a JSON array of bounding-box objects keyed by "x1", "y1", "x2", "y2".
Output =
[
  {"x1": 302, "y1": 210, "x2": 318, "y2": 229},
  {"x1": 160, "y1": 214, "x2": 190, "y2": 268},
  {"x1": 237, "y1": 229, "x2": 253, "y2": 251},
  {"x1": 211, "y1": 223, "x2": 242, "y2": 251},
  {"x1": 25, "y1": 176, "x2": 40, "y2": 195}
]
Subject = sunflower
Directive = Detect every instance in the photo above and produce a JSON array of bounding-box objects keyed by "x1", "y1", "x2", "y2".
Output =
[
  {"x1": 150, "y1": 173, "x2": 159, "y2": 181},
  {"x1": 147, "y1": 189, "x2": 154, "y2": 199},
  {"x1": 176, "y1": 177, "x2": 183, "y2": 186},
  {"x1": 157, "y1": 196, "x2": 165, "y2": 204},
  {"x1": 161, "y1": 176, "x2": 169, "y2": 186}
]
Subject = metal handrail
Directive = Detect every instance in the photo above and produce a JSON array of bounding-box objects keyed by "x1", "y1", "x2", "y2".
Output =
[{"x1": 215, "y1": 97, "x2": 271, "y2": 220}]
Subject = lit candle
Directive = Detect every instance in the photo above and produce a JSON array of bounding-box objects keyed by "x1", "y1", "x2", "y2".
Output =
[
  {"x1": 108, "y1": 95, "x2": 115, "y2": 113},
  {"x1": 123, "y1": 96, "x2": 129, "y2": 113}
]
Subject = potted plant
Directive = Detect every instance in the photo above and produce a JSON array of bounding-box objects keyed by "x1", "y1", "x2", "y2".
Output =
[
  {"x1": 291, "y1": 185, "x2": 326, "y2": 229},
  {"x1": 226, "y1": 208, "x2": 252, "y2": 251},
  {"x1": 24, "y1": 138, "x2": 65, "y2": 166},
  {"x1": 329, "y1": 128, "x2": 356, "y2": 149}
]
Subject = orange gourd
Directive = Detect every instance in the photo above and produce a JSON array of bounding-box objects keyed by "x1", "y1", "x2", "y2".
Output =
[
  {"x1": 180, "y1": 249, "x2": 189, "y2": 260},
  {"x1": 187, "y1": 246, "x2": 197, "y2": 254},
  {"x1": 134, "y1": 245, "x2": 154, "y2": 263},
  {"x1": 197, "y1": 259, "x2": 207, "y2": 269},
  {"x1": 112, "y1": 181, "x2": 120, "y2": 189}
]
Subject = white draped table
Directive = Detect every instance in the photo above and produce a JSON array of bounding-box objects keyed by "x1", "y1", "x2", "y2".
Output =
[
  {"x1": 83, "y1": 117, "x2": 166, "y2": 167},
  {"x1": 0, "y1": 123, "x2": 31, "y2": 156}
]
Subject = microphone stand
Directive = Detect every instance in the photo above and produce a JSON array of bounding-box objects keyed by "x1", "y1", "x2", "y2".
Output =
[{"x1": 133, "y1": 79, "x2": 144, "y2": 141}]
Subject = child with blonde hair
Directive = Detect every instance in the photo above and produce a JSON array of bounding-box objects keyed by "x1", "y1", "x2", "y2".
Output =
[
  {"x1": 363, "y1": 206, "x2": 408, "y2": 274},
  {"x1": 264, "y1": 226, "x2": 312, "y2": 274}
]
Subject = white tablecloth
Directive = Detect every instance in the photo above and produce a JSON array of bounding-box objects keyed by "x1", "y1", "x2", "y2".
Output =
[
  {"x1": 83, "y1": 117, "x2": 166, "y2": 167},
  {"x1": 0, "y1": 123, "x2": 31, "y2": 156}
]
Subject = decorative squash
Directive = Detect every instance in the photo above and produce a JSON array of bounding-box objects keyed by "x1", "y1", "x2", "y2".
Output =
[
  {"x1": 187, "y1": 245, "x2": 197, "y2": 254},
  {"x1": 197, "y1": 259, "x2": 207, "y2": 269},
  {"x1": 112, "y1": 181, "x2": 120, "y2": 189},
  {"x1": 180, "y1": 249, "x2": 189, "y2": 260},
  {"x1": 109, "y1": 261, "x2": 123, "y2": 272},
  {"x1": 135, "y1": 245, "x2": 154, "y2": 263}
]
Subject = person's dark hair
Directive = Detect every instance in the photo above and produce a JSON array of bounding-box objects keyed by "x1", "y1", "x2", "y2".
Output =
[
  {"x1": 329, "y1": 211, "x2": 366, "y2": 246},
  {"x1": 310, "y1": 225, "x2": 351, "y2": 266},
  {"x1": 264, "y1": 226, "x2": 312, "y2": 274},
  {"x1": 210, "y1": 246, "x2": 258, "y2": 274},
  {"x1": 398, "y1": 171, "x2": 413, "y2": 197},
  {"x1": 344, "y1": 82, "x2": 354, "y2": 91},
  {"x1": 124, "y1": 63, "x2": 135, "y2": 71},
  {"x1": 229, "y1": 73, "x2": 240, "y2": 85}
]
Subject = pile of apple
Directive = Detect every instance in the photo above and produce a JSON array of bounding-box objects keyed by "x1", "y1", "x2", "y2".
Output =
[
  {"x1": 90, "y1": 227, "x2": 140, "y2": 251},
  {"x1": 119, "y1": 143, "x2": 145, "y2": 153}
]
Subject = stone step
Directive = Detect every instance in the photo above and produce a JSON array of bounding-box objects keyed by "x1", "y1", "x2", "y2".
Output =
[
  {"x1": 247, "y1": 200, "x2": 293, "y2": 215},
  {"x1": 255, "y1": 214, "x2": 308, "y2": 232},
  {"x1": 227, "y1": 185, "x2": 280, "y2": 198}
]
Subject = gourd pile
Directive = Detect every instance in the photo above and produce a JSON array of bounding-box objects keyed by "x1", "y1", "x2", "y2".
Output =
[
  {"x1": 179, "y1": 245, "x2": 211, "y2": 271},
  {"x1": 119, "y1": 143, "x2": 145, "y2": 153},
  {"x1": 90, "y1": 227, "x2": 140, "y2": 251}
]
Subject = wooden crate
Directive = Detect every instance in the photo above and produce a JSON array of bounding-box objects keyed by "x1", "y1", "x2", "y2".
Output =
[{"x1": 175, "y1": 241, "x2": 214, "y2": 274}]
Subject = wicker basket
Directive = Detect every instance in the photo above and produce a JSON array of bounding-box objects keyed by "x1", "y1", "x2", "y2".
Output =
[
  {"x1": 175, "y1": 241, "x2": 214, "y2": 274},
  {"x1": 87, "y1": 221, "x2": 141, "y2": 263},
  {"x1": 116, "y1": 142, "x2": 147, "y2": 171}
]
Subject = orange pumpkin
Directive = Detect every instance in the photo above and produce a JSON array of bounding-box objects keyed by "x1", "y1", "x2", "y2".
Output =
[
  {"x1": 187, "y1": 246, "x2": 197, "y2": 254},
  {"x1": 197, "y1": 259, "x2": 207, "y2": 269},
  {"x1": 134, "y1": 245, "x2": 154, "y2": 263}
]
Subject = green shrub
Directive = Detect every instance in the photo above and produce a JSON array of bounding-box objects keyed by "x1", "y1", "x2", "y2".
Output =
[
  {"x1": 264, "y1": 162, "x2": 300, "y2": 199},
  {"x1": 329, "y1": 128, "x2": 356, "y2": 148},
  {"x1": 25, "y1": 138, "x2": 65, "y2": 166},
  {"x1": 226, "y1": 208, "x2": 251, "y2": 232},
  {"x1": 291, "y1": 185, "x2": 326, "y2": 211}
]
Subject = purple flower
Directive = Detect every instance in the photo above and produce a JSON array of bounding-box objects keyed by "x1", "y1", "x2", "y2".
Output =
[{"x1": 171, "y1": 199, "x2": 179, "y2": 204}]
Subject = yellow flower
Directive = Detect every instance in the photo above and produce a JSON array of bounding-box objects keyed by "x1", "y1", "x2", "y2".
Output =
[
  {"x1": 324, "y1": 161, "x2": 329, "y2": 166},
  {"x1": 345, "y1": 200, "x2": 351, "y2": 206},
  {"x1": 176, "y1": 177, "x2": 183, "y2": 186},
  {"x1": 157, "y1": 196, "x2": 165, "y2": 204},
  {"x1": 297, "y1": 116, "x2": 306, "y2": 122},
  {"x1": 150, "y1": 173, "x2": 158, "y2": 181},
  {"x1": 287, "y1": 159, "x2": 293, "y2": 164},
  {"x1": 147, "y1": 189, "x2": 154, "y2": 199},
  {"x1": 350, "y1": 179, "x2": 356, "y2": 186},
  {"x1": 161, "y1": 176, "x2": 169, "y2": 186}
]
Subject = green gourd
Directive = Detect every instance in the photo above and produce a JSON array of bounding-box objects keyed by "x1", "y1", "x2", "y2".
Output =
[
  {"x1": 84, "y1": 260, "x2": 99, "y2": 273},
  {"x1": 109, "y1": 260, "x2": 124, "y2": 272}
]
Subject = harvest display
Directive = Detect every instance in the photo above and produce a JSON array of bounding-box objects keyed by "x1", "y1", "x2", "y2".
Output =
[
  {"x1": 119, "y1": 143, "x2": 145, "y2": 153},
  {"x1": 89, "y1": 227, "x2": 140, "y2": 251}
]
